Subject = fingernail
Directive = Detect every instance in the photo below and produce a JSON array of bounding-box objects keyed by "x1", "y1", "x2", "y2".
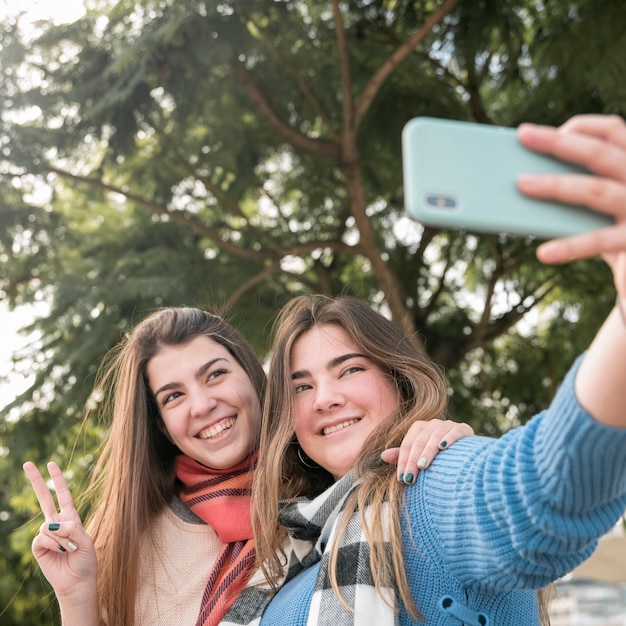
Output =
[
  {"x1": 440, "y1": 440, "x2": 448, "y2": 448},
  {"x1": 404, "y1": 472, "x2": 414, "y2": 484},
  {"x1": 67, "y1": 541, "x2": 78, "y2": 552},
  {"x1": 59, "y1": 545, "x2": 66, "y2": 552},
  {"x1": 517, "y1": 174, "x2": 544, "y2": 191},
  {"x1": 48, "y1": 522, "x2": 60, "y2": 531},
  {"x1": 518, "y1": 124, "x2": 553, "y2": 140},
  {"x1": 398, "y1": 473, "x2": 404, "y2": 483},
  {"x1": 418, "y1": 457, "x2": 428, "y2": 469},
  {"x1": 537, "y1": 241, "x2": 559, "y2": 258}
]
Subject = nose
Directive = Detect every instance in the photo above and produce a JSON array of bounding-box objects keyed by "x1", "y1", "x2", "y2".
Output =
[
  {"x1": 312, "y1": 381, "x2": 344, "y2": 412},
  {"x1": 189, "y1": 391, "x2": 218, "y2": 418}
]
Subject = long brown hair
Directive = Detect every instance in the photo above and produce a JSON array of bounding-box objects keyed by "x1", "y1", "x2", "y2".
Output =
[
  {"x1": 81, "y1": 307, "x2": 266, "y2": 626},
  {"x1": 253, "y1": 295, "x2": 552, "y2": 623},
  {"x1": 253, "y1": 295, "x2": 447, "y2": 616}
]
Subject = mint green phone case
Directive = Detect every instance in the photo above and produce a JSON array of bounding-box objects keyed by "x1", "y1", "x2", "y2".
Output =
[{"x1": 402, "y1": 117, "x2": 613, "y2": 238}]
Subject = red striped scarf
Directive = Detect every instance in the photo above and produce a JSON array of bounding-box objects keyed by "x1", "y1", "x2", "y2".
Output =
[{"x1": 175, "y1": 453, "x2": 257, "y2": 626}]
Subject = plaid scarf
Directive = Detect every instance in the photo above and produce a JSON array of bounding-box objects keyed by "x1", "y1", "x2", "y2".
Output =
[
  {"x1": 175, "y1": 453, "x2": 257, "y2": 626},
  {"x1": 221, "y1": 470, "x2": 397, "y2": 626}
]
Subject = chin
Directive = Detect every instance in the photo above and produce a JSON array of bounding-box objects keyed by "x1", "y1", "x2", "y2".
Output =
[{"x1": 330, "y1": 466, "x2": 350, "y2": 480}]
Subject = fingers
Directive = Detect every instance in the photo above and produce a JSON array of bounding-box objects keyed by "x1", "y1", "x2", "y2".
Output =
[
  {"x1": 559, "y1": 115, "x2": 626, "y2": 153},
  {"x1": 535, "y1": 226, "x2": 626, "y2": 265},
  {"x1": 24, "y1": 462, "x2": 98, "y2": 595},
  {"x1": 517, "y1": 173, "x2": 626, "y2": 220},
  {"x1": 46, "y1": 462, "x2": 78, "y2": 515},
  {"x1": 35, "y1": 521, "x2": 80, "y2": 554},
  {"x1": 517, "y1": 115, "x2": 626, "y2": 264},
  {"x1": 518, "y1": 117, "x2": 626, "y2": 182},
  {"x1": 30, "y1": 517, "x2": 99, "y2": 589},
  {"x1": 381, "y1": 419, "x2": 474, "y2": 484},
  {"x1": 23, "y1": 461, "x2": 59, "y2": 520},
  {"x1": 24, "y1": 461, "x2": 81, "y2": 526}
]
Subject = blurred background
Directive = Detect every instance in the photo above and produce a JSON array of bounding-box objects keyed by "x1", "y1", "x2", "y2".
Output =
[{"x1": 1, "y1": 1, "x2": 625, "y2": 623}]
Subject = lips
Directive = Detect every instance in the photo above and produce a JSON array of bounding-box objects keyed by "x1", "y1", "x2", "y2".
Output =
[
  {"x1": 197, "y1": 417, "x2": 236, "y2": 440},
  {"x1": 321, "y1": 418, "x2": 360, "y2": 436}
]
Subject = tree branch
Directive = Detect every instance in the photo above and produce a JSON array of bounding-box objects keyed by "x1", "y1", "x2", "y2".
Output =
[
  {"x1": 475, "y1": 243, "x2": 503, "y2": 335},
  {"x1": 331, "y1": 0, "x2": 355, "y2": 135},
  {"x1": 354, "y1": 0, "x2": 462, "y2": 129},
  {"x1": 143, "y1": 111, "x2": 292, "y2": 255},
  {"x1": 214, "y1": 260, "x2": 283, "y2": 316},
  {"x1": 234, "y1": 63, "x2": 340, "y2": 159},
  {"x1": 246, "y1": 16, "x2": 339, "y2": 141},
  {"x1": 48, "y1": 166, "x2": 272, "y2": 260},
  {"x1": 468, "y1": 279, "x2": 559, "y2": 352},
  {"x1": 421, "y1": 232, "x2": 462, "y2": 321},
  {"x1": 47, "y1": 167, "x2": 359, "y2": 260},
  {"x1": 166, "y1": 149, "x2": 284, "y2": 254}
]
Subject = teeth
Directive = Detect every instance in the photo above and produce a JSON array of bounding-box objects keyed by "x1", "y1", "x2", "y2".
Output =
[
  {"x1": 322, "y1": 419, "x2": 359, "y2": 436},
  {"x1": 198, "y1": 418, "x2": 235, "y2": 440}
]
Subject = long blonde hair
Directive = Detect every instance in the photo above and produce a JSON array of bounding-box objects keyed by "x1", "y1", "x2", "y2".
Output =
[
  {"x1": 253, "y1": 295, "x2": 447, "y2": 617},
  {"x1": 81, "y1": 307, "x2": 266, "y2": 626},
  {"x1": 253, "y1": 295, "x2": 552, "y2": 623}
]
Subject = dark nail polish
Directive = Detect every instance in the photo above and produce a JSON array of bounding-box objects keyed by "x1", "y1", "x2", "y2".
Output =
[
  {"x1": 398, "y1": 473, "x2": 404, "y2": 483},
  {"x1": 440, "y1": 440, "x2": 448, "y2": 448},
  {"x1": 59, "y1": 545, "x2": 66, "y2": 552},
  {"x1": 48, "y1": 522, "x2": 60, "y2": 531},
  {"x1": 404, "y1": 472, "x2": 414, "y2": 484}
]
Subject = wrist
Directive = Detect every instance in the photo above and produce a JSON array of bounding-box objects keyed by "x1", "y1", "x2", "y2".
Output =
[
  {"x1": 56, "y1": 578, "x2": 98, "y2": 605},
  {"x1": 58, "y1": 583, "x2": 99, "y2": 626}
]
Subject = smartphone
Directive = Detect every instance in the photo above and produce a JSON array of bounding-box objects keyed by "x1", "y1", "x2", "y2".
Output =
[{"x1": 401, "y1": 117, "x2": 613, "y2": 238}]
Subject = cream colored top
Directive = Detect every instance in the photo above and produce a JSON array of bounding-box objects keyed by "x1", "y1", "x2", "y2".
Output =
[{"x1": 135, "y1": 500, "x2": 221, "y2": 625}]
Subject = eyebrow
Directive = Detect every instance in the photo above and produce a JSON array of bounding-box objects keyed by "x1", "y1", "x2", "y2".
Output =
[
  {"x1": 153, "y1": 357, "x2": 227, "y2": 397},
  {"x1": 291, "y1": 352, "x2": 367, "y2": 380}
]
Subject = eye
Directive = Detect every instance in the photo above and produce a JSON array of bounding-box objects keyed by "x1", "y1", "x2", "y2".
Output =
[
  {"x1": 293, "y1": 382, "x2": 311, "y2": 394},
  {"x1": 162, "y1": 390, "x2": 182, "y2": 406},
  {"x1": 341, "y1": 364, "x2": 365, "y2": 377},
  {"x1": 207, "y1": 367, "x2": 228, "y2": 382}
]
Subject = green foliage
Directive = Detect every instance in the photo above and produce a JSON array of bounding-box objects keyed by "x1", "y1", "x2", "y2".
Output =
[{"x1": 1, "y1": 0, "x2": 625, "y2": 621}]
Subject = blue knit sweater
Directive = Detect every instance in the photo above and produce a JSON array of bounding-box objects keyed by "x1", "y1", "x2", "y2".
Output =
[{"x1": 260, "y1": 359, "x2": 626, "y2": 625}]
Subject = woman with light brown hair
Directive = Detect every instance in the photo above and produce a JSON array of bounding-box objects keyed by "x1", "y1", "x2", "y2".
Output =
[{"x1": 250, "y1": 115, "x2": 626, "y2": 625}]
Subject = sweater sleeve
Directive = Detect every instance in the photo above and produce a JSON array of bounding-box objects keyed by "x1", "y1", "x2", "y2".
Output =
[{"x1": 410, "y1": 355, "x2": 626, "y2": 592}]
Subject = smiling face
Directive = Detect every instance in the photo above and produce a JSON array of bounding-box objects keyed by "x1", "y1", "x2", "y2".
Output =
[
  {"x1": 290, "y1": 324, "x2": 399, "y2": 480},
  {"x1": 146, "y1": 335, "x2": 262, "y2": 470}
]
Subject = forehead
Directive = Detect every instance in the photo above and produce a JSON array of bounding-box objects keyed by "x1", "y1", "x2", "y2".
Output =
[
  {"x1": 147, "y1": 335, "x2": 234, "y2": 380},
  {"x1": 291, "y1": 324, "x2": 359, "y2": 365}
]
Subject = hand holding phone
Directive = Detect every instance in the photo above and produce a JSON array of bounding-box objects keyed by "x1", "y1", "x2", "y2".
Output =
[{"x1": 402, "y1": 117, "x2": 614, "y2": 239}]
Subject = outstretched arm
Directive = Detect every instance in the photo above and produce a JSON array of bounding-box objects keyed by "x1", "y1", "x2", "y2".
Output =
[
  {"x1": 518, "y1": 114, "x2": 626, "y2": 428},
  {"x1": 23, "y1": 461, "x2": 99, "y2": 626},
  {"x1": 381, "y1": 418, "x2": 474, "y2": 483}
]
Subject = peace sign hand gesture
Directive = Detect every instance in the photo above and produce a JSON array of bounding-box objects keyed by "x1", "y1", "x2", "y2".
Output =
[{"x1": 23, "y1": 461, "x2": 98, "y2": 621}]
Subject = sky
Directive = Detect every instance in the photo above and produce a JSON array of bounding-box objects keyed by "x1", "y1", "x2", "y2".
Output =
[
  {"x1": 0, "y1": 0, "x2": 85, "y2": 24},
  {"x1": 0, "y1": 0, "x2": 85, "y2": 413},
  {"x1": 0, "y1": 302, "x2": 44, "y2": 416}
]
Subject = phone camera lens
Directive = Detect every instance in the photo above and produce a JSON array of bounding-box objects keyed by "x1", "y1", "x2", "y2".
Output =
[{"x1": 425, "y1": 194, "x2": 457, "y2": 209}]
